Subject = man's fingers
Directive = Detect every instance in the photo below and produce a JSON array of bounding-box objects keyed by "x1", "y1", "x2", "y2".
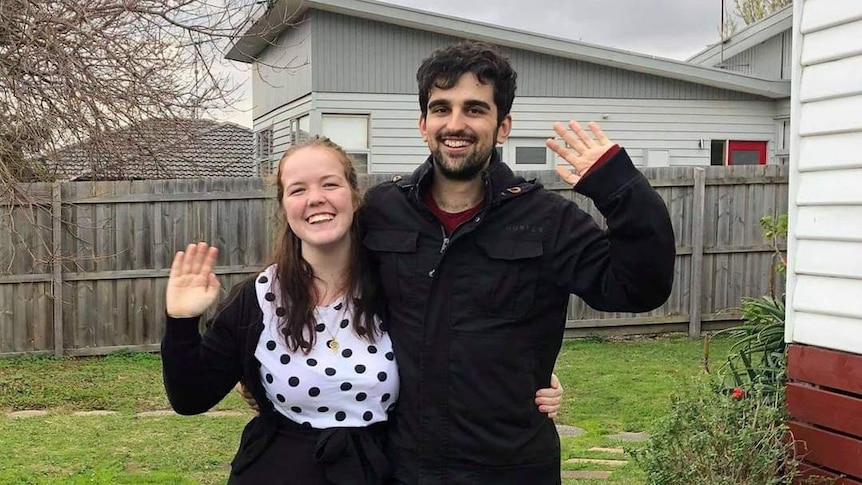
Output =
[
  {"x1": 569, "y1": 120, "x2": 595, "y2": 149},
  {"x1": 588, "y1": 122, "x2": 611, "y2": 146},
  {"x1": 553, "y1": 122, "x2": 587, "y2": 155},
  {"x1": 555, "y1": 166, "x2": 581, "y2": 186}
]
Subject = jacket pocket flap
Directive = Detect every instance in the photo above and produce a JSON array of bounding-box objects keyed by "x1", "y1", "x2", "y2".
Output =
[
  {"x1": 363, "y1": 230, "x2": 418, "y2": 253},
  {"x1": 476, "y1": 237, "x2": 543, "y2": 260}
]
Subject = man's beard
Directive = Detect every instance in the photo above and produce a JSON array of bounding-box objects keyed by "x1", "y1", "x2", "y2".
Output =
[{"x1": 430, "y1": 130, "x2": 498, "y2": 182}]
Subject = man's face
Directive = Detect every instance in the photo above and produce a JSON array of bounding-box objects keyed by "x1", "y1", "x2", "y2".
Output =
[{"x1": 419, "y1": 72, "x2": 512, "y2": 181}]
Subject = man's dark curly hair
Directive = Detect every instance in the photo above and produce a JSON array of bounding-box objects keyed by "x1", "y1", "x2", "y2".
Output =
[{"x1": 416, "y1": 41, "x2": 517, "y2": 126}]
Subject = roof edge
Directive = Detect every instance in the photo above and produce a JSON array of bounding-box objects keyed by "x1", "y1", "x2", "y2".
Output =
[
  {"x1": 229, "y1": 0, "x2": 791, "y2": 98},
  {"x1": 687, "y1": 5, "x2": 793, "y2": 66}
]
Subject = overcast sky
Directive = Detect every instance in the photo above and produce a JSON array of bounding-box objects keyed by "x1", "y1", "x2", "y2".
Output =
[{"x1": 219, "y1": 0, "x2": 729, "y2": 126}]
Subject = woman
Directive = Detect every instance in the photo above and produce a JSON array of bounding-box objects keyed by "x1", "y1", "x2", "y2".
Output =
[{"x1": 161, "y1": 137, "x2": 562, "y2": 484}]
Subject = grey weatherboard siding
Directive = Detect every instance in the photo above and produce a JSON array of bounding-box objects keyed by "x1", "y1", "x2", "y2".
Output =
[
  {"x1": 310, "y1": 10, "x2": 765, "y2": 101},
  {"x1": 252, "y1": 8, "x2": 784, "y2": 173}
]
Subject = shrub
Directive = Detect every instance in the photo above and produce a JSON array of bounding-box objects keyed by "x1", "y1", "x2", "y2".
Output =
[{"x1": 631, "y1": 380, "x2": 799, "y2": 485}]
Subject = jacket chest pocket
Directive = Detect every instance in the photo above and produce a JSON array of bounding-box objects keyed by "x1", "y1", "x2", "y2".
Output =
[
  {"x1": 363, "y1": 229, "x2": 426, "y2": 309},
  {"x1": 468, "y1": 236, "x2": 543, "y2": 319}
]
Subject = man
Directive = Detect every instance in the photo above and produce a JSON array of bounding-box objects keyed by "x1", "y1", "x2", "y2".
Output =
[{"x1": 361, "y1": 42, "x2": 675, "y2": 484}]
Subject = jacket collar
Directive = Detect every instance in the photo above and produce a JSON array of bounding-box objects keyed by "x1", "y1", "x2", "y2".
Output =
[{"x1": 393, "y1": 149, "x2": 541, "y2": 205}]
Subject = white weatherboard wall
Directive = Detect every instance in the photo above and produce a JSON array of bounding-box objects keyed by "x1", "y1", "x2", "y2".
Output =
[
  {"x1": 785, "y1": 0, "x2": 862, "y2": 353},
  {"x1": 314, "y1": 92, "x2": 779, "y2": 173}
]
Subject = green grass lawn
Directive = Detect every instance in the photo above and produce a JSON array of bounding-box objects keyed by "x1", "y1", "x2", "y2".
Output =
[{"x1": 0, "y1": 336, "x2": 732, "y2": 484}]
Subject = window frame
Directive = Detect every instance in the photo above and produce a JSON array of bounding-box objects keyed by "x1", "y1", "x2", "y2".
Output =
[{"x1": 321, "y1": 113, "x2": 371, "y2": 173}]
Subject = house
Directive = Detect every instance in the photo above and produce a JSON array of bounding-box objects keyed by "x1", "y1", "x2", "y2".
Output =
[
  {"x1": 51, "y1": 119, "x2": 254, "y2": 180},
  {"x1": 688, "y1": 5, "x2": 793, "y2": 164},
  {"x1": 226, "y1": 0, "x2": 791, "y2": 174},
  {"x1": 783, "y1": 0, "x2": 862, "y2": 482}
]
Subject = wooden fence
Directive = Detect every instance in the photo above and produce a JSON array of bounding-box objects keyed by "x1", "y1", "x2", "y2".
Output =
[{"x1": 0, "y1": 165, "x2": 788, "y2": 357}]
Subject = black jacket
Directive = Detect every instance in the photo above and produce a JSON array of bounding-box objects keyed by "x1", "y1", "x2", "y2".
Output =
[{"x1": 362, "y1": 149, "x2": 675, "y2": 484}]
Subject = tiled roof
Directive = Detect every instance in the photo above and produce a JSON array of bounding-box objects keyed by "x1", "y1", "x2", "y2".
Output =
[{"x1": 51, "y1": 119, "x2": 254, "y2": 180}]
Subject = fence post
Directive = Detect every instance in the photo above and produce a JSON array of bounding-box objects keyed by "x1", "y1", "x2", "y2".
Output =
[
  {"x1": 689, "y1": 168, "x2": 706, "y2": 338},
  {"x1": 52, "y1": 182, "x2": 64, "y2": 357}
]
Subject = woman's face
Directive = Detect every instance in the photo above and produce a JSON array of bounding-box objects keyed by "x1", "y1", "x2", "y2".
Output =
[{"x1": 279, "y1": 146, "x2": 356, "y2": 254}]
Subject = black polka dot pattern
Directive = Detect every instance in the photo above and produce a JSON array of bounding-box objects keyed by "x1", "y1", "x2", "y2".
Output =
[{"x1": 254, "y1": 267, "x2": 398, "y2": 428}]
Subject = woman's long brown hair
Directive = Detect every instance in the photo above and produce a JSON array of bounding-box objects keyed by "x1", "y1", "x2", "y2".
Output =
[{"x1": 272, "y1": 137, "x2": 379, "y2": 352}]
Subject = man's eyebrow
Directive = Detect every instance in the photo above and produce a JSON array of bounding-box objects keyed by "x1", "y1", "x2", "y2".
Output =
[
  {"x1": 428, "y1": 99, "x2": 450, "y2": 109},
  {"x1": 464, "y1": 100, "x2": 491, "y2": 110}
]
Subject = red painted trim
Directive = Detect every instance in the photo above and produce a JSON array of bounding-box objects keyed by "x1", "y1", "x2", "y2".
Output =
[
  {"x1": 789, "y1": 421, "x2": 862, "y2": 479},
  {"x1": 787, "y1": 382, "x2": 862, "y2": 438},
  {"x1": 727, "y1": 140, "x2": 767, "y2": 165},
  {"x1": 797, "y1": 463, "x2": 862, "y2": 485},
  {"x1": 788, "y1": 344, "x2": 862, "y2": 396}
]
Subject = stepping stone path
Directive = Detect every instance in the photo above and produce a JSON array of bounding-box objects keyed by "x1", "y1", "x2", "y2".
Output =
[
  {"x1": 562, "y1": 440, "x2": 632, "y2": 481},
  {"x1": 605, "y1": 431, "x2": 650, "y2": 442},
  {"x1": 555, "y1": 424, "x2": 587, "y2": 437},
  {"x1": 72, "y1": 410, "x2": 118, "y2": 416},
  {"x1": 3, "y1": 409, "x2": 251, "y2": 418},
  {"x1": 7, "y1": 410, "x2": 48, "y2": 418},
  {"x1": 561, "y1": 470, "x2": 612, "y2": 479}
]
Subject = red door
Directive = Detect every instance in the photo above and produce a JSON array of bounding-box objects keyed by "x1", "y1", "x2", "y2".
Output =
[{"x1": 728, "y1": 140, "x2": 767, "y2": 165}]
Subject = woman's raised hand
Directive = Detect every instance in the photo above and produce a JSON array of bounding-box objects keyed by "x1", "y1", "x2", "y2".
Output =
[{"x1": 166, "y1": 242, "x2": 221, "y2": 318}]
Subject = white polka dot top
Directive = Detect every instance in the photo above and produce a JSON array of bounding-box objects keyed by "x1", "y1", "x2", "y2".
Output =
[{"x1": 253, "y1": 265, "x2": 399, "y2": 428}]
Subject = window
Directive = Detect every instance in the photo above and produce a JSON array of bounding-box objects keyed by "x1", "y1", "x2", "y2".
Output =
[
  {"x1": 255, "y1": 128, "x2": 273, "y2": 175},
  {"x1": 710, "y1": 140, "x2": 768, "y2": 166},
  {"x1": 290, "y1": 115, "x2": 310, "y2": 146},
  {"x1": 497, "y1": 138, "x2": 552, "y2": 169},
  {"x1": 775, "y1": 118, "x2": 790, "y2": 165},
  {"x1": 321, "y1": 114, "x2": 370, "y2": 173}
]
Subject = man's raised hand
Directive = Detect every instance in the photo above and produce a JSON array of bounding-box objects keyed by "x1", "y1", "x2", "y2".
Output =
[{"x1": 546, "y1": 121, "x2": 614, "y2": 186}]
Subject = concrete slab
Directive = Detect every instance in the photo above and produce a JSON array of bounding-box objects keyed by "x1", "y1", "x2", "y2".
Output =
[
  {"x1": 72, "y1": 410, "x2": 119, "y2": 416},
  {"x1": 560, "y1": 470, "x2": 612, "y2": 479},
  {"x1": 588, "y1": 447, "x2": 626, "y2": 454},
  {"x1": 7, "y1": 410, "x2": 48, "y2": 418},
  {"x1": 556, "y1": 424, "x2": 587, "y2": 437},
  {"x1": 605, "y1": 431, "x2": 650, "y2": 442},
  {"x1": 565, "y1": 458, "x2": 628, "y2": 466}
]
